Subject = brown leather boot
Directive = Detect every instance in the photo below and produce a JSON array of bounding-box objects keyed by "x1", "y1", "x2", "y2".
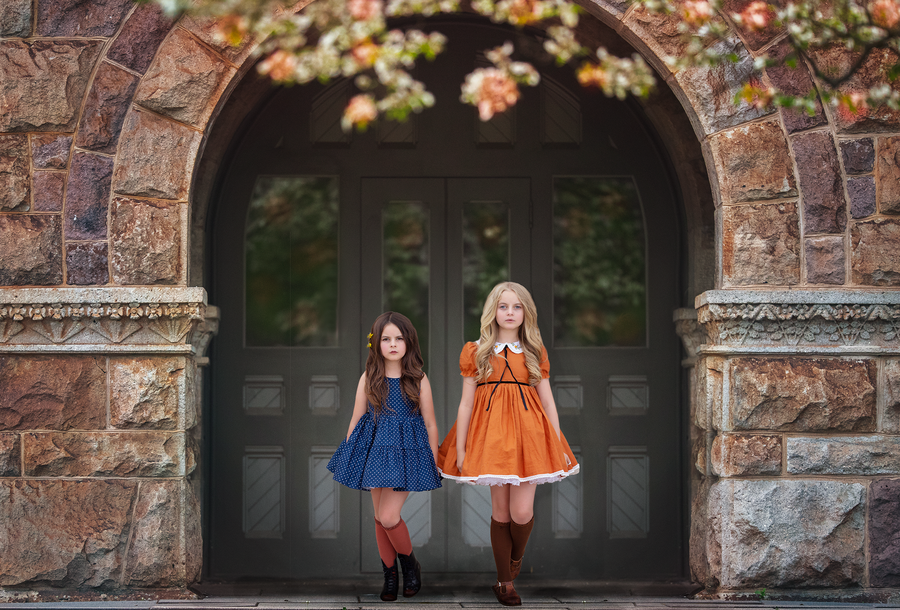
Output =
[
  {"x1": 509, "y1": 558, "x2": 522, "y2": 580},
  {"x1": 491, "y1": 580, "x2": 521, "y2": 606}
]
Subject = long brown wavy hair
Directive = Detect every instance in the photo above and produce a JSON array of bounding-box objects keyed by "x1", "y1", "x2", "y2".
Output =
[
  {"x1": 364, "y1": 312, "x2": 425, "y2": 415},
  {"x1": 474, "y1": 282, "x2": 545, "y2": 385}
]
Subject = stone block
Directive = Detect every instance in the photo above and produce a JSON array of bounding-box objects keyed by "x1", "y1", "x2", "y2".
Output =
[
  {"x1": 0, "y1": 135, "x2": 30, "y2": 211},
  {"x1": 31, "y1": 134, "x2": 72, "y2": 169},
  {"x1": 884, "y1": 360, "x2": 900, "y2": 434},
  {"x1": 805, "y1": 235, "x2": 845, "y2": 285},
  {"x1": 0, "y1": 40, "x2": 103, "y2": 133},
  {"x1": 673, "y1": 37, "x2": 770, "y2": 136},
  {"x1": 179, "y1": 15, "x2": 256, "y2": 66},
  {"x1": 851, "y1": 218, "x2": 900, "y2": 286},
  {"x1": 792, "y1": 131, "x2": 846, "y2": 234},
  {"x1": 0, "y1": 356, "x2": 106, "y2": 431},
  {"x1": 787, "y1": 436, "x2": 900, "y2": 475},
  {"x1": 134, "y1": 27, "x2": 234, "y2": 127},
  {"x1": 879, "y1": 136, "x2": 900, "y2": 214},
  {"x1": 710, "y1": 433, "x2": 782, "y2": 476},
  {"x1": 110, "y1": 357, "x2": 186, "y2": 429},
  {"x1": 707, "y1": 480, "x2": 865, "y2": 588},
  {"x1": 112, "y1": 109, "x2": 202, "y2": 200},
  {"x1": 35, "y1": 0, "x2": 133, "y2": 37},
  {"x1": 841, "y1": 138, "x2": 875, "y2": 174},
  {"x1": 33, "y1": 171, "x2": 65, "y2": 212},
  {"x1": 870, "y1": 479, "x2": 900, "y2": 587},
  {"x1": 765, "y1": 40, "x2": 826, "y2": 134},
  {"x1": 812, "y1": 47, "x2": 900, "y2": 133},
  {"x1": 0, "y1": 480, "x2": 136, "y2": 587},
  {"x1": 109, "y1": 197, "x2": 184, "y2": 285},
  {"x1": 124, "y1": 480, "x2": 198, "y2": 586},
  {"x1": 75, "y1": 62, "x2": 139, "y2": 154},
  {"x1": 106, "y1": 3, "x2": 174, "y2": 75},
  {"x1": 722, "y1": 201, "x2": 800, "y2": 286},
  {"x1": 0, "y1": 433, "x2": 21, "y2": 476},
  {"x1": 0, "y1": 0, "x2": 31, "y2": 37},
  {"x1": 710, "y1": 121, "x2": 796, "y2": 204},
  {"x1": 24, "y1": 431, "x2": 186, "y2": 477},
  {"x1": 729, "y1": 358, "x2": 876, "y2": 432},
  {"x1": 0, "y1": 215, "x2": 63, "y2": 285},
  {"x1": 623, "y1": 4, "x2": 692, "y2": 62},
  {"x1": 65, "y1": 152, "x2": 113, "y2": 241},
  {"x1": 847, "y1": 175, "x2": 876, "y2": 219},
  {"x1": 723, "y1": 0, "x2": 784, "y2": 51},
  {"x1": 66, "y1": 242, "x2": 109, "y2": 286}
]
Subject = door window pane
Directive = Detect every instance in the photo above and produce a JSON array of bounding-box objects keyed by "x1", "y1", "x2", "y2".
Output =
[
  {"x1": 553, "y1": 177, "x2": 646, "y2": 347},
  {"x1": 245, "y1": 176, "x2": 339, "y2": 346},
  {"x1": 383, "y1": 202, "x2": 429, "y2": 360},
  {"x1": 463, "y1": 201, "x2": 509, "y2": 341}
]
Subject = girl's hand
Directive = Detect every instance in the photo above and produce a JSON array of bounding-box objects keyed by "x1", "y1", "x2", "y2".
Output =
[{"x1": 456, "y1": 448, "x2": 465, "y2": 471}]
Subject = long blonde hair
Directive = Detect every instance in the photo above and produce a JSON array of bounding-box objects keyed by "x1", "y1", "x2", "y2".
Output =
[{"x1": 474, "y1": 282, "x2": 544, "y2": 385}]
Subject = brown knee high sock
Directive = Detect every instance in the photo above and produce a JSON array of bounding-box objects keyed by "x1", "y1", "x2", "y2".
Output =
[
  {"x1": 490, "y1": 518, "x2": 513, "y2": 582},
  {"x1": 510, "y1": 516, "x2": 534, "y2": 561},
  {"x1": 374, "y1": 519, "x2": 397, "y2": 565},
  {"x1": 383, "y1": 518, "x2": 413, "y2": 556}
]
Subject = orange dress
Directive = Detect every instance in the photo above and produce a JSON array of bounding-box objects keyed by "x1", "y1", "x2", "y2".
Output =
[{"x1": 437, "y1": 341, "x2": 580, "y2": 486}]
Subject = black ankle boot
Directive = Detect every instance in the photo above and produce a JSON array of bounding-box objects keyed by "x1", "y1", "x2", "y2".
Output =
[
  {"x1": 381, "y1": 559, "x2": 399, "y2": 601},
  {"x1": 397, "y1": 550, "x2": 421, "y2": 597}
]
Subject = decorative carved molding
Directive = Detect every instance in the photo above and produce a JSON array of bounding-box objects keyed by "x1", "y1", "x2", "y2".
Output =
[
  {"x1": 697, "y1": 296, "x2": 900, "y2": 347},
  {"x1": 674, "y1": 308, "x2": 708, "y2": 366},
  {"x1": 0, "y1": 288, "x2": 210, "y2": 348}
]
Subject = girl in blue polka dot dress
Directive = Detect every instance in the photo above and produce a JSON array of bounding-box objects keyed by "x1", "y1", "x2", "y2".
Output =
[{"x1": 328, "y1": 312, "x2": 441, "y2": 601}]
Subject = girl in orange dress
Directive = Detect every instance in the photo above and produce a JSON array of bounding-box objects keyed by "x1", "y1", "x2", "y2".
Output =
[{"x1": 438, "y1": 282, "x2": 579, "y2": 606}]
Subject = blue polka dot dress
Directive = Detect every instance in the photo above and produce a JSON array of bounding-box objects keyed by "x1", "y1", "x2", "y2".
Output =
[{"x1": 328, "y1": 377, "x2": 442, "y2": 492}]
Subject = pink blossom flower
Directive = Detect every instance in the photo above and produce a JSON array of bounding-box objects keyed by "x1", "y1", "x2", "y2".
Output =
[
  {"x1": 508, "y1": 0, "x2": 541, "y2": 25},
  {"x1": 259, "y1": 50, "x2": 297, "y2": 81},
  {"x1": 577, "y1": 63, "x2": 608, "y2": 89},
  {"x1": 738, "y1": 1, "x2": 772, "y2": 32},
  {"x1": 872, "y1": 0, "x2": 900, "y2": 29},
  {"x1": 682, "y1": 0, "x2": 714, "y2": 26},
  {"x1": 473, "y1": 69, "x2": 520, "y2": 121},
  {"x1": 351, "y1": 40, "x2": 380, "y2": 67},
  {"x1": 344, "y1": 94, "x2": 379, "y2": 127},
  {"x1": 348, "y1": 0, "x2": 383, "y2": 21},
  {"x1": 836, "y1": 91, "x2": 869, "y2": 123}
]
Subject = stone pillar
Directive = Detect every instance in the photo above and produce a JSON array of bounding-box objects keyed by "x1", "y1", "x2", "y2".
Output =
[
  {"x1": 0, "y1": 288, "x2": 217, "y2": 596},
  {"x1": 690, "y1": 290, "x2": 900, "y2": 597}
]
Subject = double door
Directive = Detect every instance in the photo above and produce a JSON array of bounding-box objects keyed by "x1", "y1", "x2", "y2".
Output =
[{"x1": 211, "y1": 175, "x2": 681, "y2": 579}]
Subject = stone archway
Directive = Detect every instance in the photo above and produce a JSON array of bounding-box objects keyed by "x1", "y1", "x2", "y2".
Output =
[{"x1": 3, "y1": 0, "x2": 900, "y2": 597}]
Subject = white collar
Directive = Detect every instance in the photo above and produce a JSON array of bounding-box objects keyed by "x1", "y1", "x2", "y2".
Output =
[{"x1": 493, "y1": 341, "x2": 523, "y2": 354}]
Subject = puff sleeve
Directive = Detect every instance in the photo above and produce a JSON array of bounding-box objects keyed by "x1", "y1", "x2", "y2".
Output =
[
  {"x1": 459, "y1": 342, "x2": 478, "y2": 377},
  {"x1": 540, "y1": 345, "x2": 550, "y2": 379}
]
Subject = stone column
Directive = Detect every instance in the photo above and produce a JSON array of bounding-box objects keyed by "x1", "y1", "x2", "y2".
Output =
[
  {"x1": 690, "y1": 290, "x2": 900, "y2": 597},
  {"x1": 0, "y1": 288, "x2": 217, "y2": 595}
]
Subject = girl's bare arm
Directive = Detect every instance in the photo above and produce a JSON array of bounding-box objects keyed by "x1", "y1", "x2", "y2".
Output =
[
  {"x1": 455, "y1": 378, "x2": 477, "y2": 469},
  {"x1": 536, "y1": 378, "x2": 561, "y2": 439},
  {"x1": 418, "y1": 374, "x2": 440, "y2": 464},
  {"x1": 345, "y1": 373, "x2": 369, "y2": 440}
]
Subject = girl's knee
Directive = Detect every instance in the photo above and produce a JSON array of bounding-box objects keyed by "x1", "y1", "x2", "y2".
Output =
[{"x1": 509, "y1": 507, "x2": 533, "y2": 524}]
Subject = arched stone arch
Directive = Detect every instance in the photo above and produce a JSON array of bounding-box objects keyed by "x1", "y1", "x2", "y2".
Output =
[{"x1": 4, "y1": 0, "x2": 900, "y2": 598}]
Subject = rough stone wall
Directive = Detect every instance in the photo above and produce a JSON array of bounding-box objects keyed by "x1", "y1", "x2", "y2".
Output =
[
  {"x1": 0, "y1": 289, "x2": 215, "y2": 593},
  {"x1": 683, "y1": 291, "x2": 900, "y2": 595},
  {"x1": 3, "y1": 0, "x2": 900, "y2": 599}
]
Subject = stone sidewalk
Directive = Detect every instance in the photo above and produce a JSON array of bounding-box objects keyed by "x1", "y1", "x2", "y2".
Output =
[{"x1": 3, "y1": 580, "x2": 900, "y2": 610}]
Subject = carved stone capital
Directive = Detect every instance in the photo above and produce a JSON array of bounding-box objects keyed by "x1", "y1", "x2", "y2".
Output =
[
  {"x1": 0, "y1": 288, "x2": 215, "y2": 354},
  {"x1": 674, "y1": 308, "x2": 708, "y2": 367},
  {"x1": 695, "y1": 290, "x2": 900, "y2": 350}
]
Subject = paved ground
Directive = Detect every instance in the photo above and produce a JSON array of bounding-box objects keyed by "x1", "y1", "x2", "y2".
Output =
[{"x1": 3, "y1": 579, "x2": 899, "y2": 610}]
